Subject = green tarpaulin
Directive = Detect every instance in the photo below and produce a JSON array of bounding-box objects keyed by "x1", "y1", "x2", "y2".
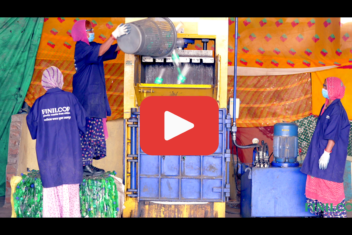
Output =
[{"x1": 0, "y1": 18, "x2": 43, "y2": 196}]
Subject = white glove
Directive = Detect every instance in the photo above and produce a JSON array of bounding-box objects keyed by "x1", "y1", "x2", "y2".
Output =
[
  {"x1": 112, "y1": 23, "x2": 131, "y2": 38},
  {"x1": 319, "y1": 150, "x2": 330, "y2": 170}
]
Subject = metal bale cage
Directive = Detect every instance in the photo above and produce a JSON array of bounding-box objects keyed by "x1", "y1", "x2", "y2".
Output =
[{"x1": 118, "y1": 17, "x2": 177, "y2": 58}]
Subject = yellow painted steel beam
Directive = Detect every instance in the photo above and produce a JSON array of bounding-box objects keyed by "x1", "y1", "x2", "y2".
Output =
[
  {"x1": 208, "y1": 18, "x2": 228, "y2": 109},
  {"x1": 214, "y1": 202, "x2": 226, "y2": 218},
  {"x1": 123, "y1": 198, "x2": 139, "y2": 218},
  {"x1": 124, "y1": 202, "x2": 226, "y2": 218},
  {"x1": 123, "y1": 53, "x2": 136, "y2": 119},
  {"x1": 177, "y1": 33, "x2": 216, "y2": 39},
  {"x1": 135, "y1": 84, "x2": 216, "y2": 106}
]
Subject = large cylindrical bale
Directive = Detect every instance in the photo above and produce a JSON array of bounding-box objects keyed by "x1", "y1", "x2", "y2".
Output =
[{"x1": 118, "y1": 17, "x2": 177, "y2": 58}]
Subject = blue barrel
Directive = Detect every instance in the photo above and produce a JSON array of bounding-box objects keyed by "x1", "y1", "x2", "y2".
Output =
[{"x1": 273, "y1": 123, "x2": 298, "y2": 164}]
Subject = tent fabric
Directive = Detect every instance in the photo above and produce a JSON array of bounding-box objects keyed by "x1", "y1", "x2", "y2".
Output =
[
  {"x1": 229, "y1": 18, "x2": 352, "y2": 69},
  {"x1": 228, "y1": 65, "x2": 338, "y2": 76},
  {"x1": 24, "y1": 18, "x2": 125, "y2": 121},
  {"x1": 312, "y1": 68, "x2": 352, "y2": 120},
  {"x1": 233, "y1": 115, "x2": 352, "y2": 164},
  {"x1": 0, "y1": 18, "x2": 44, "y2": 196},
  {"x1": 228, "y1": 73, "x2": 312, "y2": 127},
  {"x1": 230, "y1": 126, "x2": 274, "y2": 164},
  {"x1": 293, "y1": 115, "x2": 352, "y2": 161}
]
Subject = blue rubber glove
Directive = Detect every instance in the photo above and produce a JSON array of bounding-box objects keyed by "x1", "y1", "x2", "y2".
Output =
[{"x1": 319, "y1": 150, "x2": 330, "y2": 170}]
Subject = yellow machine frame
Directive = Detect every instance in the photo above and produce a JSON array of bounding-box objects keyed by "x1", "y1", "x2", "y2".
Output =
[{"x1": 123, "y1": 18, "x2": 228, "y2": 217}]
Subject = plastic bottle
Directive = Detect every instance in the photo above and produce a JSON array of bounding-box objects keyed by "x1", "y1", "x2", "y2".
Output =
[
  {"x1": 172, "y1": 50, "x2": 180, "y2": 65},
  {"x1": 177, "y1": 74, "x2": 186, "y2": 84},
  {"x1": 81, "y1": 202, "x2": 87, "y2": 217},
  {"x1": 154, "y1": 77, "x2": 163, "y2": 84}
]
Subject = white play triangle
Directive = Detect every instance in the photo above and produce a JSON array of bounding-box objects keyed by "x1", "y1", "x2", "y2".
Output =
[{"x1": 164, "y1": 111, "x2": 194, "y2": 141}]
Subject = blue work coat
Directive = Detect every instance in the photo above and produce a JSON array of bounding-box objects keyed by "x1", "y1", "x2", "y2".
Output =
[
  {"x1": 26, "y1": 88, "x2": 87, "y2": 188},
  {"x1": 72, "y1": 41, "x2": 118, "y2": 118},
  {"x1": 301, "y1": 99, "x2": 350, "y2": 183}
]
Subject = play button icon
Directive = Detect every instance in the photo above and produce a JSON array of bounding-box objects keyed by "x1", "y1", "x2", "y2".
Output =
[
  {"x1": 140, "y1": 96, "x2": 219, "y2": 155},
  {"x1": 164, "y1": 111, "x2": 194, "y2": 141}
]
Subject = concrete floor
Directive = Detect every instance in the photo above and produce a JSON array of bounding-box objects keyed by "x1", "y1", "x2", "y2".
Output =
[
  {"x1": 225, "y1": 202, "x2": 241, "y2": 218},
  {"x1": 0, "y1": 196, "x2": 350, "y2": 218}
]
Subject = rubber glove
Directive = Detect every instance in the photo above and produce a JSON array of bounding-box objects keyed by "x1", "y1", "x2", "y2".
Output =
[
  {"x1": 112, "y1": 23, "x2": 131, "y2": 39},
  {"x1": 319, "y1": 150, "x2": 330, "y2": 170}
]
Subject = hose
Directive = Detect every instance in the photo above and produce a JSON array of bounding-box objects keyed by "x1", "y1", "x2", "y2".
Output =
[
  {"x1": 232, "y1": 133, "x2": 260, "y2": 149},
  {"x1": 232, "y1": 145, "x2": 240, "y2": 193},
  {"x1": 269, "y1": 152, "x2": 273, "y2": 162}
]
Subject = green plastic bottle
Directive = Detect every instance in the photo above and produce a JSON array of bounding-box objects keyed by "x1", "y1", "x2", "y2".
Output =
[
  {"x1": 172, "y1": 51, "x2": 180, "y2": 66},
  {"x1": 177, "y1": 74, "x2": 186, "y2": 84},
  {"x1": 81, "y1": 202, "x2": 87, "y2": 217},
  {"x1": 177, "y1": 67, "x2": 182, "y2": 74},
  {"x1": 154, "y1": 77, "x2": 163, "y2": 84}
]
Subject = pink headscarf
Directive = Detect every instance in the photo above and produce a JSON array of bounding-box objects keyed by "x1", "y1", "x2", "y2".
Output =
[
  {"x1": 41, "y1": 66, "x2": 64, "y2": 91},
  {"x1": 321, "y1": 77, "x2": 346, "y2": 115},
  {"x1": 71, "y1": 20, "x2": 90, "y2": 45}
]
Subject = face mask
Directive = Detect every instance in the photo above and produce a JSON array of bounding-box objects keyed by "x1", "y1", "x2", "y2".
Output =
[
  {"x1": 322, "y1": 88, "x2": 329, "y2": 99},
  {"x1": 88, "y1": 33, "x2": 95, "y2": 42}
]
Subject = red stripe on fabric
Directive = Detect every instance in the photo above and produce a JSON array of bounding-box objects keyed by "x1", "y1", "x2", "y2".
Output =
[
  {"x1": 107, "y1": 68, "x2": 123, "y2": 102},
  {"x1": 61, "y1": 61, "x2": 75, "y2": 85},
  {"x1": 246, "y1": 77, "x2": 268, "y2": 119},
  {"x1": 105, "y1": 63, "x2": 119, "y2": 80},
  {"x1": 338, "y1": 65, "x2": 352, "y2": 69},
  {"x1": 107, "y1": 64, "x2": 122, "y2": 92},
  {"x1": 296, "y1": 80, "x2": 311, "y2": 115}
]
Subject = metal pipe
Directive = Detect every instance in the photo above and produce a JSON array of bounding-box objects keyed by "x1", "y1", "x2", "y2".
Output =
[
  {"x1": 231, "y1": 17, "x2": 260, "y2": 149},
  {"x1": 227, "y1": 127, "x2": 230, "y2": 149},
  {"x1": 226, "y1": 129, "x2": 230, "y2": 184},
  {"x1": 227, "y1": 161, "x2": 230, "y2": 186},
  {"x1": 233, "y1": 18, "x2": 238, "y2": 120},
  {"x1": 123, "y1": 119, "x2": 125, "y2": 185},
  {"x1": 130, "y1": 113, "x2": 137, "y2": 190},
  {"x1": 202, "y1": 39, "x2": 209, "y2": 50}
]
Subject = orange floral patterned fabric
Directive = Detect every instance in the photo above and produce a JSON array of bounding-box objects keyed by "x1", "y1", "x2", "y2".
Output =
[
  {"x1": 228, "y1": 18, "x2": 352, "y2": 69},
  {"x1": 25, "y1": 17, "x2": 125, "y2": 120},
  {"x1": 228, "y1": 73, "x2": 312, "y2": 127}
]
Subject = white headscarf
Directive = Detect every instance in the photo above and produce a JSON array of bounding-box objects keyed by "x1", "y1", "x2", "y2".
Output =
[{"x1": 41, "y1": 66, "x2": 64, "y2": 91}]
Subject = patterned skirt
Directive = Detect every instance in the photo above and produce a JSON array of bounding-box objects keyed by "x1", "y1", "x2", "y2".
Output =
[
  {"x1": 43, "y1": 184, "x2": 81, "y2": 218},
  {"x1": 306, "y1": 198, "x2": 347, "y2": 218},
  {"x1": 80, "y1": 117, "x2": 107, "y2": 166},
  {"x1": 305, "y1": 175, "x2": 346, "y2": 218}
]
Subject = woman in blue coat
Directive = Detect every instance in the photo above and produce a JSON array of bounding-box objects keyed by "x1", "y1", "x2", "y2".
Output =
[
  {"x1": 301, "y1": 77, "x2": 350, "y2": 218},
  {"x1": 26, "y1": 66, "x2": 87, "y2": 217},
  {"x1": 71, "y1": 20, "x2": 130, "y2": 175}
]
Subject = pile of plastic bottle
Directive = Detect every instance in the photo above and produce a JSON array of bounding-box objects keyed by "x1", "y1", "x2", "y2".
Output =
[{"x1": 13, "y1": 170, "x2": 119, "y2": 218}]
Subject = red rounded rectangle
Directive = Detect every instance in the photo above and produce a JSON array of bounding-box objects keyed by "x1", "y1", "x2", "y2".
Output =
[{"x1": 140, "y1": 96, "x2": 219, "y2": 155}]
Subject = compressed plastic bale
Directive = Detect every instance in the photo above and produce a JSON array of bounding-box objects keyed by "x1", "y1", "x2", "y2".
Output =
[
  {"x1": 79, "y1": 171, "x2": 120, "y2": 218},
  {"x1": 13, "y1": 170, "x2": 43, "y2": 218},
  {"x1": 13, "y1": 170, "x2": 121, "y2": 218},
  {"x1": 10, "y1": 176, "x2": 22, "y2": 218},
  {"x1": 110, "y1": 175, "x2": 125, "y2": 217}
]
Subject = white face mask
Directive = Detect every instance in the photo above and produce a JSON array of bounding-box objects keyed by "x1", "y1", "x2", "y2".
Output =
[
  {"x1": 322, "y1": 88, "x2": 329, "y2": 99},
  {"x1": 88, "y1": 33, "x2": 95, "y2": 42}
]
